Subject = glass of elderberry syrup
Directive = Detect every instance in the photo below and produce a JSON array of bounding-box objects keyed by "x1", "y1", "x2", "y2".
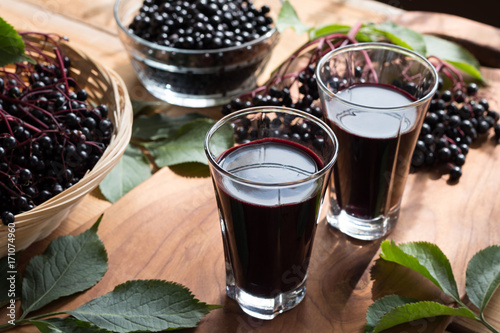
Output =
[
  {"x1": 316, "y1": 42, "x2": 439, "y2": 241},
  {"x1": 205, "y1": 107, "x2": 338, "y2": 320}
]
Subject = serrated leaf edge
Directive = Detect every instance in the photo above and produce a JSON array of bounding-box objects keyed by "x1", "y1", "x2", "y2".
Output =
[
  {"x1": 380, "y1": 240, "x2": 460, "y2": 301},
  {"x1": 372, "y1": 301, "x2": 477, "y2": 333},
  {"x1": 68, "y1": 279, "x2": 221, "y2": 333},
  {"x1": 22, "y1": 219, "x2": 108, "y2": 315},
  {"x1": 466, "y1": 245, "x2": 500, "y2": 312},
  {"x1": 365, "y1": 295, "x2": 419, "y2": 333}
]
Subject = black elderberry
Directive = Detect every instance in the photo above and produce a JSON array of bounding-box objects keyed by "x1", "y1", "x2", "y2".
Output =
[
  {"x1": 448, "y1": 144, "x2": 460, "y2": 157},
  {"x1": 437, "y1": 77, "x2": 444, "y2": 90},
  {"x1": 130, "y1": 0, "x2": 274, "y2": 50},
  {"x1": 415, "y1": 140, "x2": 427, "y2": 152},
  {"x1": 13, "y1": 126, "x2": 27, "y2": 140},
  {"x1": 422, "y1": 133, "x2": 434, "y2": 146},
  {"x1": 2, "y1": 135, "x2": 17, "y2": 150},
  {"x1": 7, "y1": 86, "x2": 21, "y2": 98},
  {"x1": 425, "y1": 112, "x2": 439, "y2": 127},
  {"x1": 487, "y1": 110, "x2": 499, "y2": 122},
  {"x1": 449, "y1": 165, "x2": 462, "y2": 181},
  {"x1": 466, "y1": 82, "x2": 478, "y2": 96},
  {"x1": 440, "y1": 90, "x2": 452, "y2": 102},
  {"x1": 24, "y1": 186, "x2": 37, "y2": 198},
  {"x1": 1, "y1": 211, "x2": 15, "y2": 225},
  {"x1": 478, "y1": 98, "x2": 489, "y2": 110},
  {"x1": 459, "y1": 143, "x2": 469, "y2": 155},
  {"x1": 448, "y1": 115, "x2": 460, "y2": 128},
  {"x1": 485, "y1": 116, "x2": 496, "y2": 127},
  {"x1": 454, "y1": 90, "x2": 465, "y2": 103},
  {"x1": 477, "y1": 119, "x2": 490, "y2": 134},
  {"x1": 99, "y1": 119, "x2": 113, "y2": 132},
  {"x1": 437, "y1": 147, "x2": 452, "y2": 162},
  {"x1": 18, "y1": 168, "x2": 32, "y2": 183},
  {"x1": 221, "y1": 104, "x2": 232, "y2": 115},
  {"x1": 472, "y1": 104, "x2": 485, "y2": 117},
  {"x1": 494, "y1": 123, "x2": 500, "y2": 138},
  {"x1": 52, "y1": 184, "x2": 64, "y2": 195},
  {"x1": 15, "y1": 196, "x2": 30, "y2": 211},
  {"x1": 402, "y1": 82, "x2": 417, "y2": 95},
  {"x1": 455, "y1": 153, "x2": 466, "y2": 166},
  {"x1": 411, "y1": 150, "x2": 425, "y2": 167},
  {"x1": 460, "y1": 119, "x2": 473, "y2": 134},
  {"x1": 425, "y1": 152, "x2": 435, "y2": 165},
  {"x1": 65, "y1": 112, "x2": 80, "y2": 128}
]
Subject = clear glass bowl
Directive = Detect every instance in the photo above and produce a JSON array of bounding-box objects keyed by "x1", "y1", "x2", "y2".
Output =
[{"x1": 114, "y1": 0, "x2": 280, "y2": 108}]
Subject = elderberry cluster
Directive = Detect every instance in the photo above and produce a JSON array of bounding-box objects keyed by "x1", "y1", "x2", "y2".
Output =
[
  {"x1": 128, "y1": 0, "x2": 274, "y2": 49},
  {"x1": 222, "y1": 64, "x2": 323, "y2": 119},
  {"x1": 231, "y1": 112, "x2": 328, "y2": 153},
  {"x1": 0, "y1": 35, "x2": 113, "y2": 225},
  {"x1": 412, "y1": 80, "x2": 499, "y2": 181}
]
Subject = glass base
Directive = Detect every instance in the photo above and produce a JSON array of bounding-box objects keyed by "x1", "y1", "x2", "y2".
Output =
[
  {"x1": 327, "y1": 207, "x2": 399, "y2": 241},
  {"x1": 131, "y1": 59, "x2": 260, "y2": 108},
  {"x1": 226, "y1": 280, "x2": 306, "y2": 320}
]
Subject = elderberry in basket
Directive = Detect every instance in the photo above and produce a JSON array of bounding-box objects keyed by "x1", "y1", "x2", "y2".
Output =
[
  {"x1": 114, "y1": 0, "x2": 279, "y2": 108},
  {"x1": 0, "y1": 33, "x2": 114, "y2": 225}
]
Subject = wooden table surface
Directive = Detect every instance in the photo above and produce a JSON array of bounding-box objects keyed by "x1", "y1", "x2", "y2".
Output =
[{"x1": 2, "y1": 0, "x2": 500, "y2": 332}]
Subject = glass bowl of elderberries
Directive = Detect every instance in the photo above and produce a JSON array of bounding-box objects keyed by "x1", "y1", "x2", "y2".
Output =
[
  {"x1": 0, "y1": 32, "x2": 132, "y2": 256},
  {"x1": 114, "y1": 0, "x2": 279, "y2": 108}
]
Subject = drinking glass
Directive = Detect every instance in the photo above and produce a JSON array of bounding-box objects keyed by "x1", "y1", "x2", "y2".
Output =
[
  {"x1": 316, "y1": 42, "x2": 438, "y2": 240},
  {"x1": 205, "y1": 106, "x2": 338, "y2": 319}
]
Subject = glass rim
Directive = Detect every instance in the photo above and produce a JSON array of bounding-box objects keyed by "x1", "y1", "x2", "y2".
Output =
[
  {"x1": 316, "y1": 42, "x2": 439, "y2": 111},
  {"x1": 204, "y1": 106, "x2": 338, "y2": 188},
  {"x1": 114, "y1": 0, "x2": 279, "y2": 55}
]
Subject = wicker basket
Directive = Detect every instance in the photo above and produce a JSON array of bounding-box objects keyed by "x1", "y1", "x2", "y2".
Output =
[{"x1": 0, "y1": 35, "x2": 133, "y2": 257}]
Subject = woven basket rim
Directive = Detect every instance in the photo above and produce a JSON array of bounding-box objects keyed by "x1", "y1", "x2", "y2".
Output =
[{"x1": 0, "y1": 35, "x2": 132, "y2": 229}]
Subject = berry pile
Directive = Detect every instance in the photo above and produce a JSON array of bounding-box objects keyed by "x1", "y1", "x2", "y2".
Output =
[
  {"x1": 222, "y1": 34, "x2": 499, "y2": 182},
  {"x1": 0, "y1": 33, "x2": 113, "y2": 225},
  {"x1": 412, "y1": 79, "x2": 499, "y2": 181},
  {"x1": 128, "y1": 0, "x2": 274, "y2": 49}
]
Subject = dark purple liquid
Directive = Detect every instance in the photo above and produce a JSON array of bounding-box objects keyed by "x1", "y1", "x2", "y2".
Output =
[
  {"x1": 215, "y1": 138, "x2": 323, "y2": 297},
  {"x1": 326, "y1": 83, "x2": 424, "y2": 219}
]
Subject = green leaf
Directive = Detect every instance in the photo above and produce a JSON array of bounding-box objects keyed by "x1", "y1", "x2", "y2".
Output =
[
  {"x1": 309, "y1": 24, "x2": 351, "y2": 39},
  {"x1": 0, "y1": 252, "x2": 20, "y2": 307},
  {"x1": 169, "y1": 162, "x2": 211, "y2": 178},
  {"x1": 131, "y1": 100, "x2": 165, "y2": 116},
  {"x1": 0, "y1": 17, "x2": 31, "y2": 66},
  {"x1": 380, "y1": 240, "x2": 460, "y2": 301},
  {"x1": 371, "y1": 301, "x2": 477, "y2": 333},
  {"x1": 99, "y1": 144, "x2": 152, "y2": 203},
  {"x1": 465, "y1": 245, "x2": 500, "y2": 313},
  {"x1": 365, "y1": 295, "x2": 418, "y2": 332},
  {"x1": 132, "y1": 112, "x2": 208, "y2": 141},
  {"x1": 31, "y1": 318, "x2": 112, "y2": 333},
  {"x1": 31, "y1": 320, "x2": 64, "y2": 333},
  {"x1": 276, "y1": 0, "x2": 311, "y2": 34},
  {"x1": 423, "y1": 34, "x2": 483, "y2": 81},
  {"x1": 373, "y1": 21, "x2": 427, "y2": 55},
  {"x1": 68, "y1": 280, "x2": 221, "y2": 332},
  {"x1": 447, "y1": 60, "x2": 483, "y2": 81},
  {"x1": 308, "y1": 23, "x2": 375, "y2": 42},
  {"x1": 21, "y1": 216, "x2": 108, "y2": 316},
  {"x1": 148, "y1": 118, "x2": 231, "y2": 167}
]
